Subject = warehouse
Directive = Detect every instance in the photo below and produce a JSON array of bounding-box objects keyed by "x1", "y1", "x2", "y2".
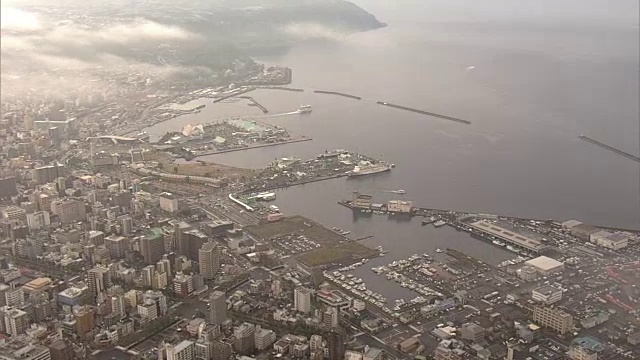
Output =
[{"x1": 524, "y1": 256, "x2": 564, "y2": 275}]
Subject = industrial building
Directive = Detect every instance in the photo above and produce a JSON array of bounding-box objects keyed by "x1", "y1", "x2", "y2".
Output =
[
  {"x1": 469, "y1": 220, "x2": 546, "y2": 254},
  {"x1": 524, "y1": 256, "x2": 564, "y2": 275}
]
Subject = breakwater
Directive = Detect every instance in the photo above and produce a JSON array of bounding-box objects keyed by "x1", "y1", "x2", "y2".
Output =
[
  {"x1": 262, "y1": 86, "x2": 305, "y2": 92},
  {"x1": 314, "y1": 90, "x2": 362, "y2": 100},
  {"x1": 376, "y1": 101, "x2": 471, "y2": 124},
  {"x1": 579, "y1": 135, "x2": 640, "y2": 163}
]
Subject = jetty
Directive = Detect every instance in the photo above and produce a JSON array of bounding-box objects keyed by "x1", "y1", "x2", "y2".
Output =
[
  {"x1": 314, "y1": 90, "x2": 362, "y2": 100},
  {"x1": 212, "y1": 87, "x2": 255, "y2": 103},
  {"x1": 241, "y1": 96, "x2": 269, "y2": 114},
  {"x1": 376, "y1": 101, "x2": 471, "y2": 124},
  {"x1": 579, "y1": 135, "x2": 640, "y2": 163}
]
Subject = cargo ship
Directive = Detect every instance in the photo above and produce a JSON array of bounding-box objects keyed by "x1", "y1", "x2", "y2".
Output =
[{"x1": 347, "y1": 163, "x2": 392, "y2": 177}]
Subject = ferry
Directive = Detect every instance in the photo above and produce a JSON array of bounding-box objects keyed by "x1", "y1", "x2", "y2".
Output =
[
  {"x1": 347, "y1": 163, "x2": 392, "y2": 177},
  {"x1": 298, "y1": 105, "x2": 312, "y2": 114}
]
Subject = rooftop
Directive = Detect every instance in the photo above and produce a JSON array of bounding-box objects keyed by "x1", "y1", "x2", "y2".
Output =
[
  {"x1": 533, "y1": 285, "x2": 562, "y2": 296},
  {"x1": 525, "y1": 256, "x2": 564, "y2": 271},
  {"x1": 572, "y1": 337, "x2": 604, "y2": 352},
  {"x1": 470, "y1": 220, "x2": 544, "y2": 251}
]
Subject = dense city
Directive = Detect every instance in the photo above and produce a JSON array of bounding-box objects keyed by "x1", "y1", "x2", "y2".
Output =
[{"x1": 0, "y1": 61, "x2": 639, "y2": 360}]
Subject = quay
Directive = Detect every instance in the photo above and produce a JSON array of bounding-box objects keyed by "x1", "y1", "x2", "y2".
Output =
[
  {"x1": 191, "y1": 137, "x2": 312, "y2": 158},
  {"x1": 314, "y1": 90, "x2": 362, "y2": 100},
  {"x1": 579, "y1": 134, "x2": 640, "y2": 163},
  {"x1": 338, "y1": 198, "x2": 549, "y2": 256},
  {"x1": 212, "y1": 87, "x2": 256, "y2": 103},
  {"x1": 376, "y1": 101, "x2": 471, "y2": 124}
]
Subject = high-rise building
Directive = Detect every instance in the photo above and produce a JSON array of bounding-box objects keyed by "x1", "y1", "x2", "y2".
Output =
[
  {"x1": 32, "y1": 164, "x2": 65, "y2": 185},
  {"x1": 143, "y1": 290, "x2": 167, "y2": 317},
  {"x1": 111, "y1": 294, "x2": 126, "y2": 318},
  {"x1": 323, "y1": 306, "x2": 339, "y2": 329},
  {"x1": 532, "y1": 306, "x2": 574, "y2": 335},
  {"x1": 294, "y1": 287, "x2": 312, "y2": 314},
  {"x1": 50, "y1": 198, "x2": 85, "y2": 224},
  {"x1": 119, "y1": 215, "x2": 133, "y2": 236},
  {"x1": 159, "y1": 192, "x2": 179, "y2": 213},
  {"x1": 173, "y1": 272, "x2": 194, "y2": 298},
  {"x1": 310, "y1": 335, "x2": 323, "y2": 353},
  {"x1": 73, "y1": 305, "x2": 95, "y2": 336},
  {"x1": 26, "y1": 211, "x2": 51, "y2": 230},
  {"x1": 208, "y1": 291, "x2": 227, "y2": 325},
  {"x1": 0, "y1": 177, "x2": 18, "y2": 199},
  {"x1": 327, "y1": 331, "x2": 345, "y2": 360},
  {"x1": 1, "y1": 306, "x2": 29, "y2": 336},
  {"x1": 140, "y1": 228, "x2": 165, "y2": 264},
  {"x1": 104, "y1": 235, "x2": 128, "y2": 259},
  {"x1": 87, "y1": 266, "x2": 111, "y2": 296},
  {"x1": 142, "y1": 265, "x2": 155, "y2": 287},
  {"x1": 233, "y1": 322, "x2": 255, "y2": 355},
  {"x1": 254, "y1": 325, "x2": 276, "y2": 351},
  {"x1": 198, "y1": 242, "x2": 220, "y2": 280},
  {"x1": 180, "y1": 228, "x2": 208, "y2": 262},
  {"x1": 212, "y1": 338, "x2": 233, "y2": 360}
]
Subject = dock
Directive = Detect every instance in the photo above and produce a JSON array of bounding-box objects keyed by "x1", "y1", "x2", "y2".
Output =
[
  {"x1": 579, "y1": 135, "x2": 640, "y2": 163},
  {"x1": 313, "y1": 90, "x2": 362, "y2": 100},
  {"x1": 376, "y1": 101, "x2": 471, "y2": 124},
  {"x1": 212, "y1": 87, "x2": 256, "y2": 103}
]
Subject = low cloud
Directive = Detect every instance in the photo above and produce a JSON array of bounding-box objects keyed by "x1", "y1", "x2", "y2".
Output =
[
  {"x1": 1, "y1": 6, "x2": 207, "y2": 100},
  {"x1": 279, "y1": 22, "x2": 348, "y2": 41}
]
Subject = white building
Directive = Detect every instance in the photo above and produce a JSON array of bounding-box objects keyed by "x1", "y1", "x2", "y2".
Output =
[
  {"x1": 524, "y1": 256, "x2": 564, "y2": 275},
  {"x1": 161, "y1": 340, "x2": 195, "y2": 360},
  {"x1": 590, "y1": 231, "x2": 629, "y2": 250},
  {"x1": 294, "y1": 287, "x2": 312, "y2": 314},
  {"x1": 254, "y1": 325, "x2": 276, "y2": 351},
  {"x1": 353, "y1": 299, "x2": 366, "y2": 312},
  {"x1": 532, "y1": 285, "x2": 563, "y2": 305},
  {"x1": 159, "y1": 192, "x2": 179, "y2": 213},
  {"x1": 26, "y1": 211, "x2": 51, "y2": 230}
]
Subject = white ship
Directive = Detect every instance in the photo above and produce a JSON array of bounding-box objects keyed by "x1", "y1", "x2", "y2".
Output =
[
  {"x1": 299, "y1": 105, "x2": 312, "y2": 114},
  {"x1": 347, "y1": 163, "x2": 392, "y2": 177}
]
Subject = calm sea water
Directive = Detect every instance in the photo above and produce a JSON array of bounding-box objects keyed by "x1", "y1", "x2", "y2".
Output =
[{"x1": 143, "y1": 0, "x2": 639, "y2": 301}]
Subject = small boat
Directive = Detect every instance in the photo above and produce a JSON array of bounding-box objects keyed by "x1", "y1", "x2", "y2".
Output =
[
  {"x1": 435, "y1": 248, "x2": 443, "y2": 253},
  {"x1": 433, "y1": 220, "x2": 447, "y2": 227},
  {"x1": 298, "y1": 105, "x2": 312, "y2": 114},
  {"x1": 387, "y1": 189, "x2": 406, "y2": 194}
]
